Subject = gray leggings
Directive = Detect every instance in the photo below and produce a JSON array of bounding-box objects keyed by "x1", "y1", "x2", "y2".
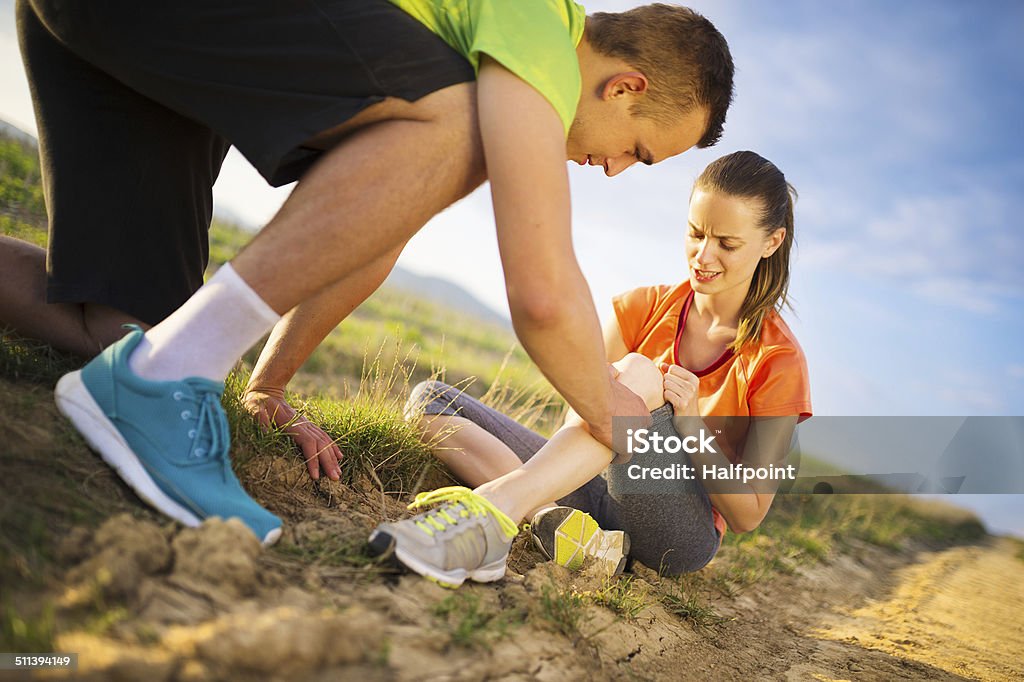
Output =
[{"x1": 409, "y1": 381, "x2": 721, "y2": 575}]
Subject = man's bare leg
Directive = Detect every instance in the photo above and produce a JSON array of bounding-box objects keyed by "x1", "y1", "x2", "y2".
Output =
[
  {"x1": 121, "y1": 82, "x2": 483, "y2": 386},
  {"x1": 1, "y1": 86, "x2": 478, "y2": 360},
  {"x1": 232, "y1": 83, "x2": 484, "y2": 314},
  {"x1": 52, "y1": 84, "x2": 483, "y2": 543},
  {"x1": 0, "y1": 236, "x2": 142, "y2": 356}
]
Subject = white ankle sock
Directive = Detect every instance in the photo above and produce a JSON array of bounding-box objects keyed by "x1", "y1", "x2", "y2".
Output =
[{"x1": 128, "y1": 263, "x2": 281, "y2": 382}]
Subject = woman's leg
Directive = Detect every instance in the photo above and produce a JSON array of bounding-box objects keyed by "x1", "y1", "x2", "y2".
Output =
[
  {"x1": 408, "y1": 380, "x2": 615, "y2": 521},
  {"x1": 467, "y1": 354, "x2": 720, "y2": 574},
  {"x1": 373, "y1": 358, "x2": 664, "y2": 583},
  {"x1": 474, "y1": 354, "x2": 666, "y2": 523},
  {"x1": 407, "y1": 380, "x2": 548, "y2": 487},
  {"x1": 602, "y1": 407, "x2": 721, "y2": 575}
]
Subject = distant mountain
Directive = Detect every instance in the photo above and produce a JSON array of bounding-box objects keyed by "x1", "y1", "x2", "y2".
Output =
[
  {"x1": 1, "y1": 117, "x2": 511, "y2": 329},
  {"x1": 0, "y1": 119, "x2": 35, "y2": 146},
  {"x1": 383, "y1": 268, "x2": 510, "y2": 329}
]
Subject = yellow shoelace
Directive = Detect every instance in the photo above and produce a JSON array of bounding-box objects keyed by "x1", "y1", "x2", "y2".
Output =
[{"x1": 408, "y1": 486, "x2": 519, "y2": 540}]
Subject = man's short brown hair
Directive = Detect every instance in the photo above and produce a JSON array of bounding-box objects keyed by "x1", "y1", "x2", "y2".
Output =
[{"x1": 586, "y1": 4, "x2": 735, "y2": 148}]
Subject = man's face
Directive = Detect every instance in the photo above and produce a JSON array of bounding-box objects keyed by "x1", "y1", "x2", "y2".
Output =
[{"x1": 566, "y1": 95, "x2": 708, "y2": 177}]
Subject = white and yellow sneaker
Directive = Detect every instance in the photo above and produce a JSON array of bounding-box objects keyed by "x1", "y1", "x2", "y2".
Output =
[
  {"x1": 368, "y1": 486, "x2": 519, "y2": 588},
  {"x1": 529, "y1": 506, "x2": 629, "y2": 576}
]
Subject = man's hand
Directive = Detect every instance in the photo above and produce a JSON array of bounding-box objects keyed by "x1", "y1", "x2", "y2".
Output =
[
  {"x1": 660, "y1": 363, "x2": 700, "y2": 417},
  {"x1": 586, "y1": 365, "x2": 653, "y2": 451},
  {"x1": 242, "y1": 387, "x2": 343, "y2": 481}
]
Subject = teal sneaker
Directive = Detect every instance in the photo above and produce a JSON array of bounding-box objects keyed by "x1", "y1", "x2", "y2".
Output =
[
  {"x1": 54, "y1": 327, "x2": 281, "y2": 545},
  {"x1": 368, "y1": 486, "x2": 518, "y2": 588}
]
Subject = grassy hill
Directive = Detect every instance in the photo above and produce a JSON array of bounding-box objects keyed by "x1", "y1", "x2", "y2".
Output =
[{"x1": 0, "y1": 125, "x2": 997, "y2": 681}]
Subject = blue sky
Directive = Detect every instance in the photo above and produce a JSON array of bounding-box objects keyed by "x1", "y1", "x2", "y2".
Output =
[{"x1": 1, "y1": 1, "x2": 1022, "y2": 533}]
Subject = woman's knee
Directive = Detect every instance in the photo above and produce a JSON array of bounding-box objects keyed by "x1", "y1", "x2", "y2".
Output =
[
  {"x1": 612, "y1": 353, "x2": 665, "y2": 411},
  {"x1": 405, "y1": 380, "x2": 458, "y2": 422}
]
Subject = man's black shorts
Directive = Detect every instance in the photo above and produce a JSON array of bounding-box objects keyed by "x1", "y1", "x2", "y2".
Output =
[{"x1": 18, "y1": 0, "x2": 475, "y2": 324}]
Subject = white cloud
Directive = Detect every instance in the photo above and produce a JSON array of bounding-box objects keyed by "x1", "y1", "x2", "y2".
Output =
[
  {"x1": 909, "y1": 277, "x2": 1010, "y2": 316},
  {"x1": 795, "y1": 180, "x2": 1024, "y2": 316},
  {"x1": 935, "y1": 386, "x2": 1003, "y2": 413}
]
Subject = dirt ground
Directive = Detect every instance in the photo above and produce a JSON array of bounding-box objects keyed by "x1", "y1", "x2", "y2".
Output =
[
  {"x1": 812, "y1": 538, "x2": 1024, "y2": 681},
  {"x1": 3, "y1": 513, "x2": 1020, "y2": 681},
  {"x1": 1, "y1": 375, "x2": 1022, "y2": 681}
]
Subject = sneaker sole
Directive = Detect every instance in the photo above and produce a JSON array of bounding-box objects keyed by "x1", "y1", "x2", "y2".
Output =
[
  {"x1": 535, "y1": 510, "x2": 630, "y2": 576},
  {"x1": 55, "y1": 370, "x2": 281, "y2": 547},
  {"x1": 593, "y1": 529, "x2": 630, "y2": 576},
  {"x1": 369, "y1": 530, "x2": 506, "y2": 589}
]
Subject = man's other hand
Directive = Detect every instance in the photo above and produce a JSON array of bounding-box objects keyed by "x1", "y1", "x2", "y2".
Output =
[
  {"x1": 242, "y1": 388, "x2": 343, "y2": 481},
  {"x1": 587, "y1": 365, "x2": 653, "y2": 451}
]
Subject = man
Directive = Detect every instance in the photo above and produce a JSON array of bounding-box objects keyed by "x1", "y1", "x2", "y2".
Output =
[{"x1": 11, "y1": 0, "x2": 733, "y2": 544}]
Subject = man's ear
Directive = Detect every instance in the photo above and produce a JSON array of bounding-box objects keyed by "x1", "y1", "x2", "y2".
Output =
[{"x1": 601, "y1": 72, "x2": 649, "y2": 100}]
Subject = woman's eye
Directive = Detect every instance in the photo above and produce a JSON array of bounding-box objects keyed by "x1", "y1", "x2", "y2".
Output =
[{"x1": 720, "y1": 242, "x2": 737, "y2": 251}]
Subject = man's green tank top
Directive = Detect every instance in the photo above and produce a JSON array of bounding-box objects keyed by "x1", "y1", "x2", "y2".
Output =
[{"x1": 388, "y1": 0, "x2": 586, "y2": 136}]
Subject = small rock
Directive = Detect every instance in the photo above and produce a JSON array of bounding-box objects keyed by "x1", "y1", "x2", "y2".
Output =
[{"x1": 171, "y1": 517, "x2": 261, "y2": 598}]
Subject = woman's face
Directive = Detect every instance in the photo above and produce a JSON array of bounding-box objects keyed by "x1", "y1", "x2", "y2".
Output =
[{"x1": 685, "y1": 188, "x2": 785, "y2": 298}]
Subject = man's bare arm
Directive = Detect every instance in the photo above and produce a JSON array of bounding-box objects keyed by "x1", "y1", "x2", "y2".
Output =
[
  {"x1": 602, "y1": 314, "x2": 630, "y2": 363},
  {"x1": 476, "y1": 56, "x2": 649, "y2": 447},
  {"x1": 242, "y1": 239, "x2": 416, "y2": 478}
]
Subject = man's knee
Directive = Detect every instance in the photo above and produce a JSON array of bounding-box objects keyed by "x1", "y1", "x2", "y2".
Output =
[{"x1": 612, "y1": 353, "x2": 665, "y2": 411}]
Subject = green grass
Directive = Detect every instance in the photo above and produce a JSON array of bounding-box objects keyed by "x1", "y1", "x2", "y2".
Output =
[
  {"x1": 578, "y1": 576, "x2": 649, "y2": 620},
  {"x1": 535, "y1": 583, "x2": 589, "y2": 639},
  {"x1": 223, "y1": 355, "x2": 445, "y2": 498},
  {"x1": 0, "y1": 214, "x2": 47, "y2": 246},
  {"x1": 0, "y1": 332, "x2": 82, "y2": 384},
  {"x1": 660, "y1": 583, "x2": 730, "y2": 631},
  {"x1": 285, "y1": 291, "x2": 553, "y2": 416},
  {"x1": 0, "y1": 137, "x2": 46, "y2": 223},
  {"x1": 432, "y1": 592, "x2": 525, "y2": 650},
  {"x1": 1011, "y1": 537, "x2": 1024, "y2": 563},
  {"x1": 0, "y1": 602, "x2": 55, "y2": 653},
  {"x1": 699, "y1": 493, "x2": 987, "y2": 596}
]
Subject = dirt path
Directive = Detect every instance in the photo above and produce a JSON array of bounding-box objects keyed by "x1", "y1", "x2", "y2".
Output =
[{"x1": 809, "y1": 537, "x2": 1024, "y2": 681}]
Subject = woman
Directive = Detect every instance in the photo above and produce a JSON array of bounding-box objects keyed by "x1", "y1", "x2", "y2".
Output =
[{"x1": 370, "y1": 151, "x2": 811, "y2": 586}]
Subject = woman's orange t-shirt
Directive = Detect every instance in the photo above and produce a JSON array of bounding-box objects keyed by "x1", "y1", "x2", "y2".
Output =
[{"x1": 612, "y1": 281, "x2": 813, "y2": 537}]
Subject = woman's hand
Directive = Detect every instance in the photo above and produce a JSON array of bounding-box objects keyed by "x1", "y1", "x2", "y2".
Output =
[
  {"x1": 242, "y1": 387, "x2": 343, "y2": 481},
  {"x1": 660, "y1": 363, "x2": 700, "y2": 417}
]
